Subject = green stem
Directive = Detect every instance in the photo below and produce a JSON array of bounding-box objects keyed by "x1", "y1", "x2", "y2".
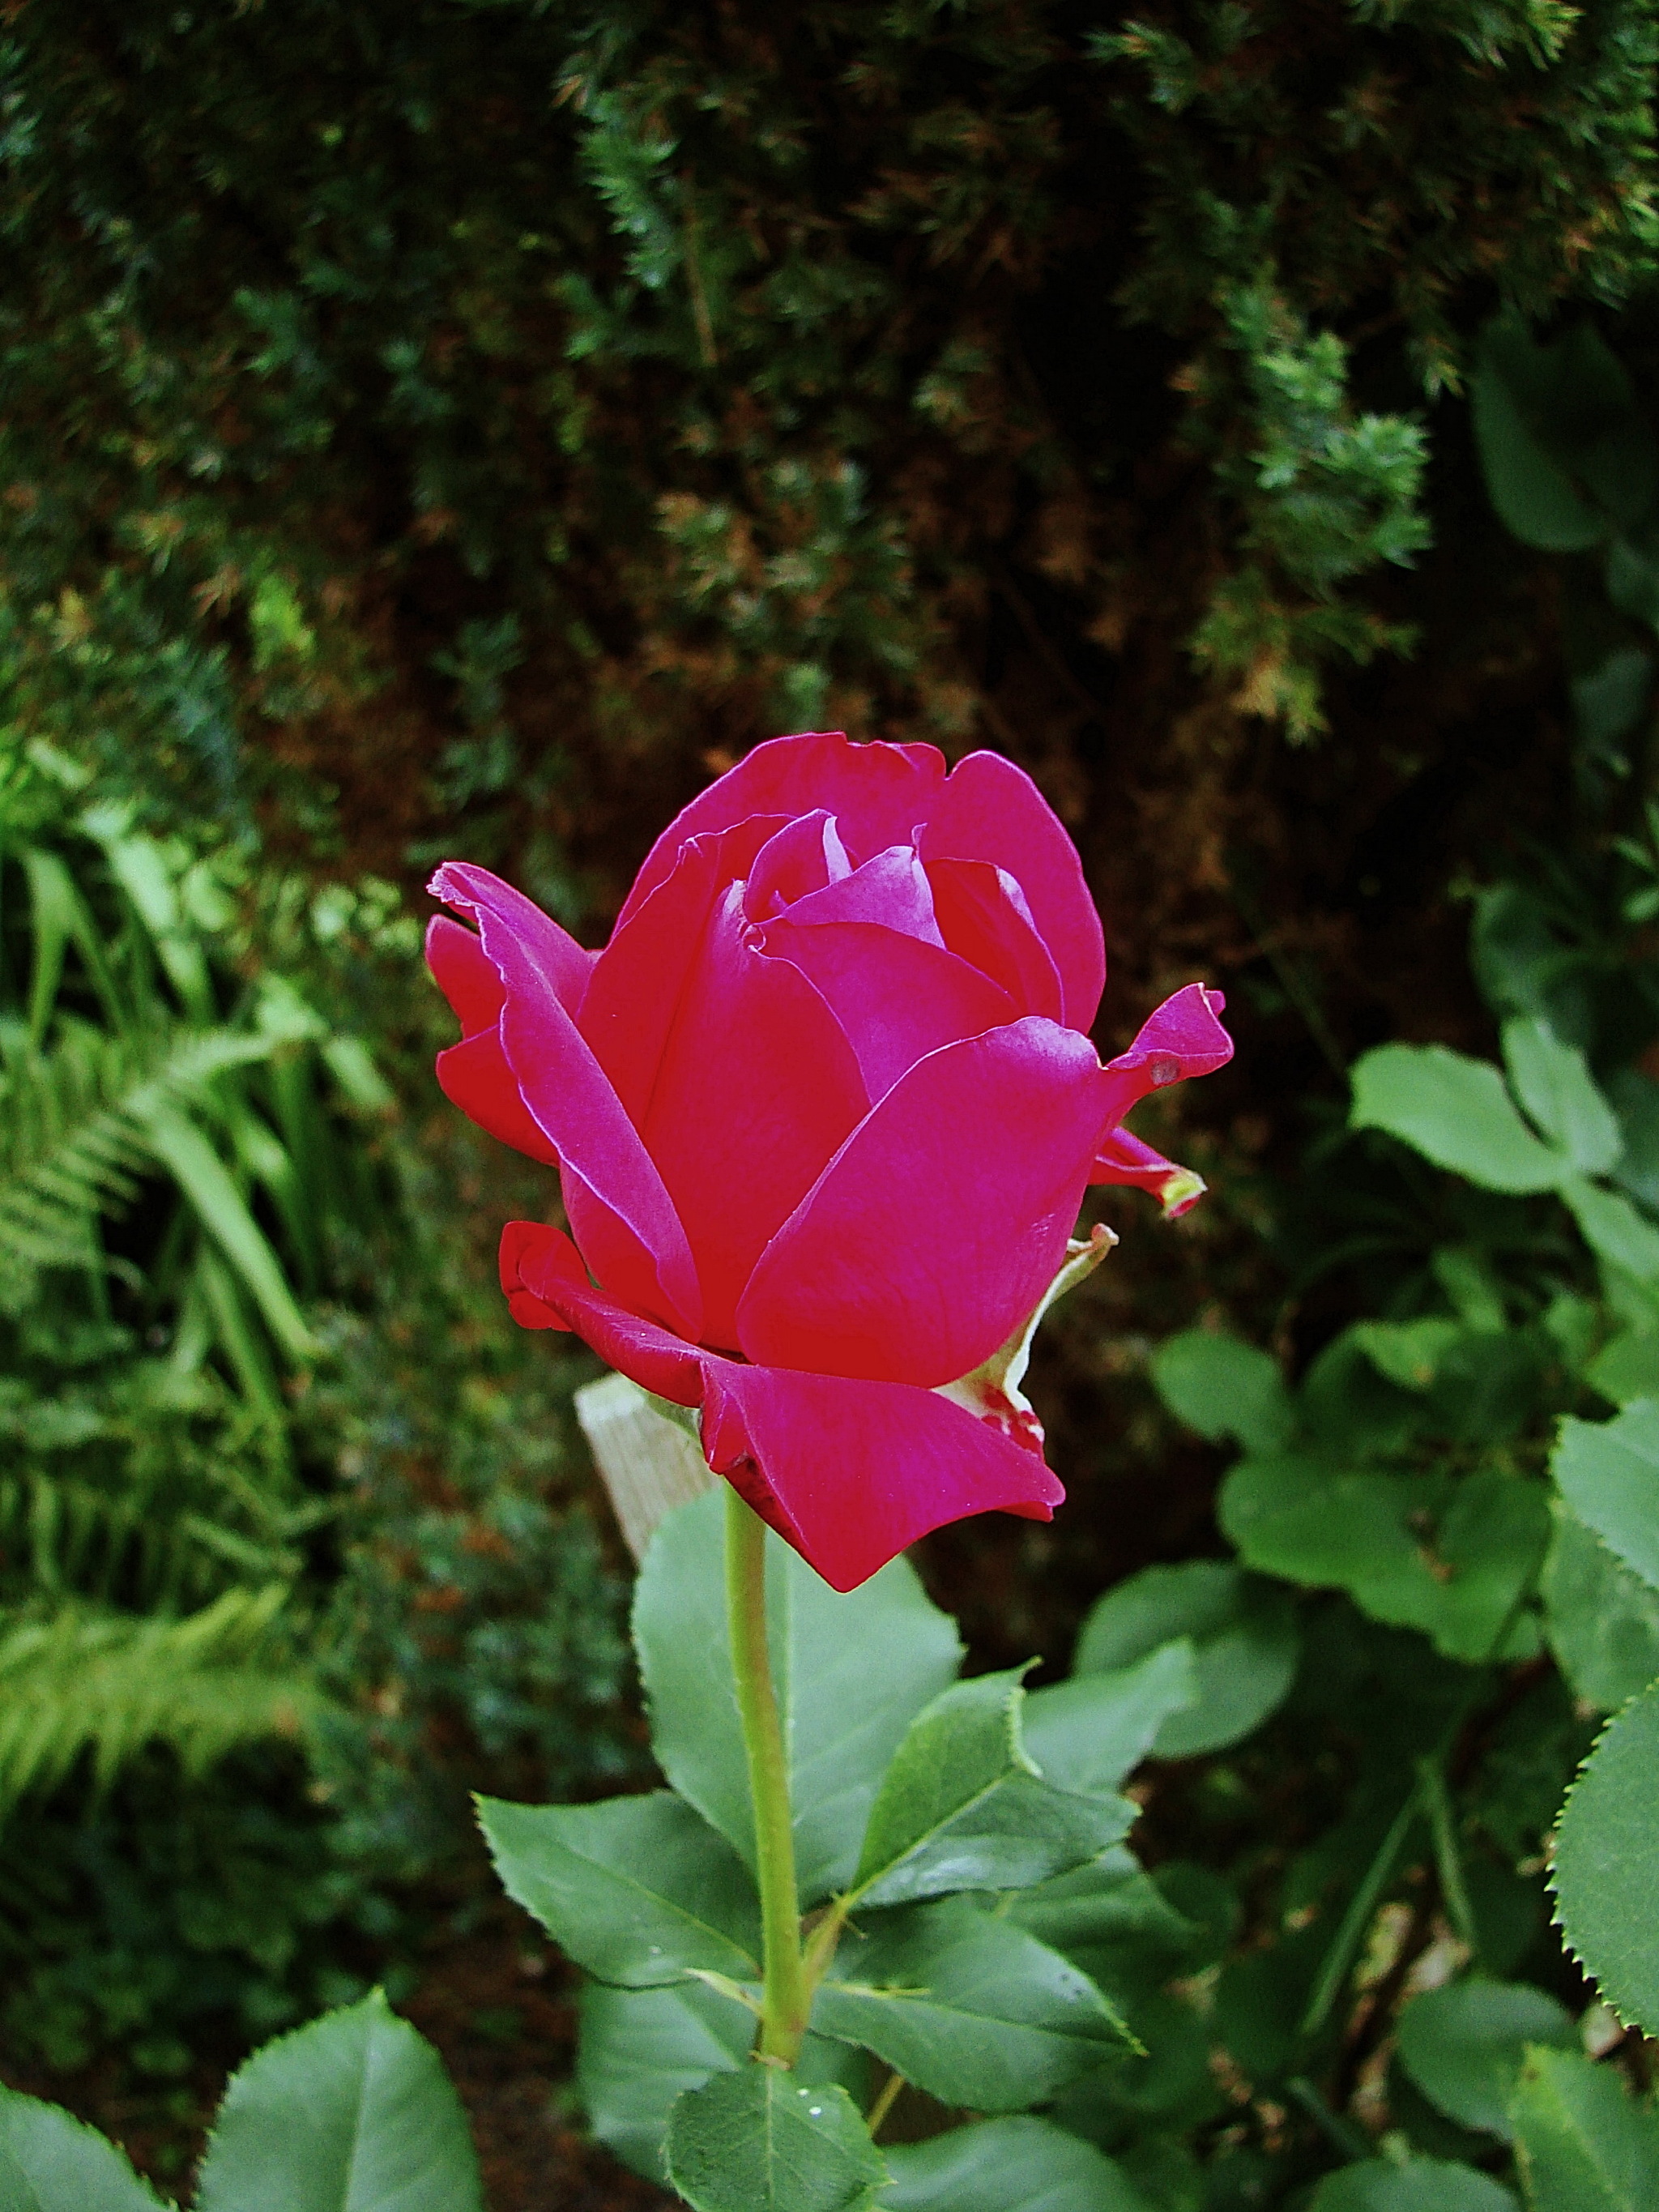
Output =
[
  {"x1": 725, "y1": 1484, "x2": 809, "y2": 2065},
  {"x1": 1299, "y1": 1784, "x2": 1420, "y2": 2040}
]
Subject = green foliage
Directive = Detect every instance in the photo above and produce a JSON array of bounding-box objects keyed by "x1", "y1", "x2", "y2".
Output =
[
  {"x1": 0, "y1": 0, "x2": 1644, "y2": 937},
  {"x1": 1309, "y1": 2163, "x2": 1518, "y2": 2211},
  {"x1": 193, "y1": 1990, "x2": 481, "y2": 2212},
  {"x1": 1397, "y1": 1979, "x2": 1577, "y2": 2138},
  {"x1": 489, "y1": 1490, "x2": 1145, "y2": 2187},
  {"x1": 1070, "y1": 1561, "x2": 1299, "y2": 1757},
  {"x1": 480, "y1": 1792, "x2": 762, "y2": 1990},
  {"x1": 0, "y1": 1992, "x2": 481, "y2": 2212},
  {"x1": 1551, "y1": 1682, "x2": 1659, "y2": 2033},
  {"x1": 664, "y1": 2068, "x2": 886, "y2": 2212},
  {"x1": 1509, "y1": 2047, "x2": 1659, "y2": 2210},
  {"x1": 0, "y1": 1586, "x2": 309, "y2": 1815},
  {"x1": 848, "y1": 1669, "x2": 1131, "y2": 1910},
  {"x1": 0, "y1": 2094, "x2": 168, "y2": 2212},
  {"x1": 877, "y1": 2117, "x2": 1150, "y2": 2212}
]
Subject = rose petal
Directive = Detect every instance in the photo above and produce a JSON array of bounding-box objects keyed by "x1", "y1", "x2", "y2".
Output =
[
  {"x1": 1090, "y1": 1125, "x2": 1208, "y2": 1217},
  {"x1": 919, "y1": 752, "x2": 1106, "y2": 1030},
  {"x1": 925, "y1": 856, "x2": 1065, "y2": 1022},
  {"x1": 436, "y1": 1031, "x2": 561, "y2": 1168},
  {"x1": 774, "y1": 844, "x2": 945, "y2": 946},
  {"x1": 1098, "y1": 984, "x2": 1233, "y2": 1126},
  {"x1": 426, "y1": 914, "x2": 505, "y2": 1035},
  {"x1": 632, "y1": 883, "x2": 870, "y2": 1349},
  {"x1": 581, "y1": 815, "x2": 794, "y2": 1126},
  {"x1": 429, "y1": 862, "x2": 702, "y2": 1340},
  {"x1": 426, "y1": 865, "x2": 594, "y2": 1014},
  {"x1": 501, "y1": 1220, "x2": 706, "y2": 1400},
  {"x1": 736, "y1": 1016, "x2": 1111, "y2": 1386},
  {"x1": 743, "y1": 810, "x2": 851, "y2": 919},
  {"x1": 759, "y1": 919, "x2": 1017, "y2": 1102},
  {"x1": 617, "y1": 733, "x2": 946, "y2": 926},
  {"x1": 499, "y1": 1220, "x2": 1061, "y2": 1591},
  {"x1": 701, "y1": 1363, "x2": 1062, "y2": 1592}
]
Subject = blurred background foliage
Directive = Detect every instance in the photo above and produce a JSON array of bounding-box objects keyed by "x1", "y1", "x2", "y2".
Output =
[{"x1": 6, "y1": 0, "x2": 1659, "y2": 2202}]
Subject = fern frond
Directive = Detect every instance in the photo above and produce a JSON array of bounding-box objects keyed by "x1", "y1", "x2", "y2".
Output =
[
  {"x1": 0, "y1": 1021, "x2": 270, "y2": 1310},
  {"x1": 0, "y1": 1585, "x2": 315, "y2": 1816}
]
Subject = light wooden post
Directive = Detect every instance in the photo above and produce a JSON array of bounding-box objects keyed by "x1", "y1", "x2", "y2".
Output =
[{"x1": 573, "y1": 1373, "x2": 715, "y2": 1563}]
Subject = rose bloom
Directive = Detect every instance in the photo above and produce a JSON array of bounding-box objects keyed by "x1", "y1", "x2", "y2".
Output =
[{"x1": 428, "y1": 733, "x2": 1230, "y2": 1589}]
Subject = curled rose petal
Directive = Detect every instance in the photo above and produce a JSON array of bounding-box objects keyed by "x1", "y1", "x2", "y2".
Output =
[
  {"x1": 435, "y1": 1031, "x2": 561, "y2": 1168},
  {"x1": 926, "y1": 856, "x2": 1065, "y2": 1022},
  {"x1": 429, "y1": 862, "x2": 703, "y2": 1340},
  {"x1": 919, "y1": 751, "x2": 1106, "y2": 1030},
  {"x1": 426, "y1": 914, "x2": 505, "y2": 1035},
  {"x1": 1090, "y1": 1125, "x2": 1207, "y2": 1217},
  {"x1": 1097, "y1": 983, "x2": 1234, "y2": 1127},
  {"x1": 431, "y1": 736, "x2": 1235, "y2": 1588}
]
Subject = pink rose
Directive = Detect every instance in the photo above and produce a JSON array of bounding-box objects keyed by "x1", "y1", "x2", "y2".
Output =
[{"x1": 427, "y1": 733, "x2": 1231, "y2": 1589}]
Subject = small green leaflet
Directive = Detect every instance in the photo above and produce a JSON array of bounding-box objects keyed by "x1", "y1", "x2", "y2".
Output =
[
  {"x1": 633, "y1": 1491, "x2": 962, "y2": 1904},
  {"x1": 878, "y1": 2115, "x2": 1154, "y2": 2210},
  {"x1": 1553, "y1": 1406, "x2": 1659, "y2": 1596},
  {"x1": 1003, "y1": 1846, "x2": 1201, "y2": 1966},
  {"x1": 1552, "y1": 1679, "x2": 1659, "y2": 2037},
  {"x1": 850, "y1": 1668, "x2": 1131, "y2": 1909},
  {"x1": 1307, "y1": 2157, "x2": 1516, "y2": 2210},
  {"x1": 1149, "y1": 1331, "x2": 1294, "y2": 1454},
  {"x1": 1509, "y1": 2047, "x2": 1659, "y2": 2211},
  {"x1": 0, "y1": 2093, "x2": 168, "y2": 2212},
  {"x1": 1396, "y1": 1978, "x2": 1576, "y2": 2138},
  {"x1": 1219, "y1": 1458, "x2": 1546, "y2": 1663},
  {"x1": 1021, "y1": 1642, "x2": 1198, "y2": 1791},
  {"x1": 478, "y1": 1791, "x2": 761, "y2": 1987},
  {"x1": 1501, "y1": 1018, "x2": 1622, "y2": 1177},
  {"x1": 1560, "y1": 1179, "x2": 1659, "y2": 1290},
  {"x1": 816, "y1": 1896, "x2": 1131, "y2": 2111},
  {"x1": 1350, "y1": 1043, "x2": 1567, "y2": 1193},
  {"x1": 1069, "y1": 1561, "x2": 1299, "y2": 1757},
  {"x1": 577, "y1": 1979, "x2": 751, "y2": 2182},
  {"x1": 665, "y1": 2067, "x2": 887, "y2": 2212},
  {"x1": 1541, "y1": 1505, "x2": 1659, "y2": 1711},
  {"x1": 193, "y1": 1991, "x2": 482, "y2": 2212}
]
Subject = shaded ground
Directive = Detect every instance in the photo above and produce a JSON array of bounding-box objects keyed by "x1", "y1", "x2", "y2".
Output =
[{"x1": 0, "y1": 1898, "x2": 676, "y2": 2210}]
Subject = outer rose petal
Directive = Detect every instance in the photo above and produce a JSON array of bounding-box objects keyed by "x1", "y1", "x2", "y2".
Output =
[
  {"x1": 1097, "y1": 983, "x2": 1234, "y2": 1126},
  {"x1": 627, "y1": 884, "x2": 869, "y2": 1350},
  {"x1": 926, "y1": 856, "x2": 1064, "y2": 1022},
  {"x1": 617, "y1": 732, "x2": 946, "y2": 925},
  {"x1": 426, "y1": 915, "x2": 504, "y2": 1033},
  {"x1": 758, "y1": 919, "x2": 1016, "y2": 1103},
  {"x1": 736, "y1": 1017, "x2": 1111, "y2": 1387},
  {"x1": 700, "y1": 1364, "x2": 1061, "y2": 1593},
  {"x1": 429, "y1": 862, "x2": 703, "y2": 1341},
  {"x1": 1090, "y1": 1125, "x2": 1207, "y2": 1217},
  {"x1": 435, "y1": 1032, "x2": 561, "y2": 1168},
  {"x1": 427, "y1": 916, "x2": 561, "y2": 1166},
  {"x1": 919, "y1": 752, "x2": 1106, "y2": 1031},
  {"x1": 500, "y1": 1219, "x2": 1061, "y2": 1592}
]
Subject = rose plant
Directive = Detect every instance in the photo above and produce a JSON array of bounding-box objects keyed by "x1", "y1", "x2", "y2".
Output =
[{"x1": 429, "y1": 733, "x2": 1235, "y2": 2208}]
